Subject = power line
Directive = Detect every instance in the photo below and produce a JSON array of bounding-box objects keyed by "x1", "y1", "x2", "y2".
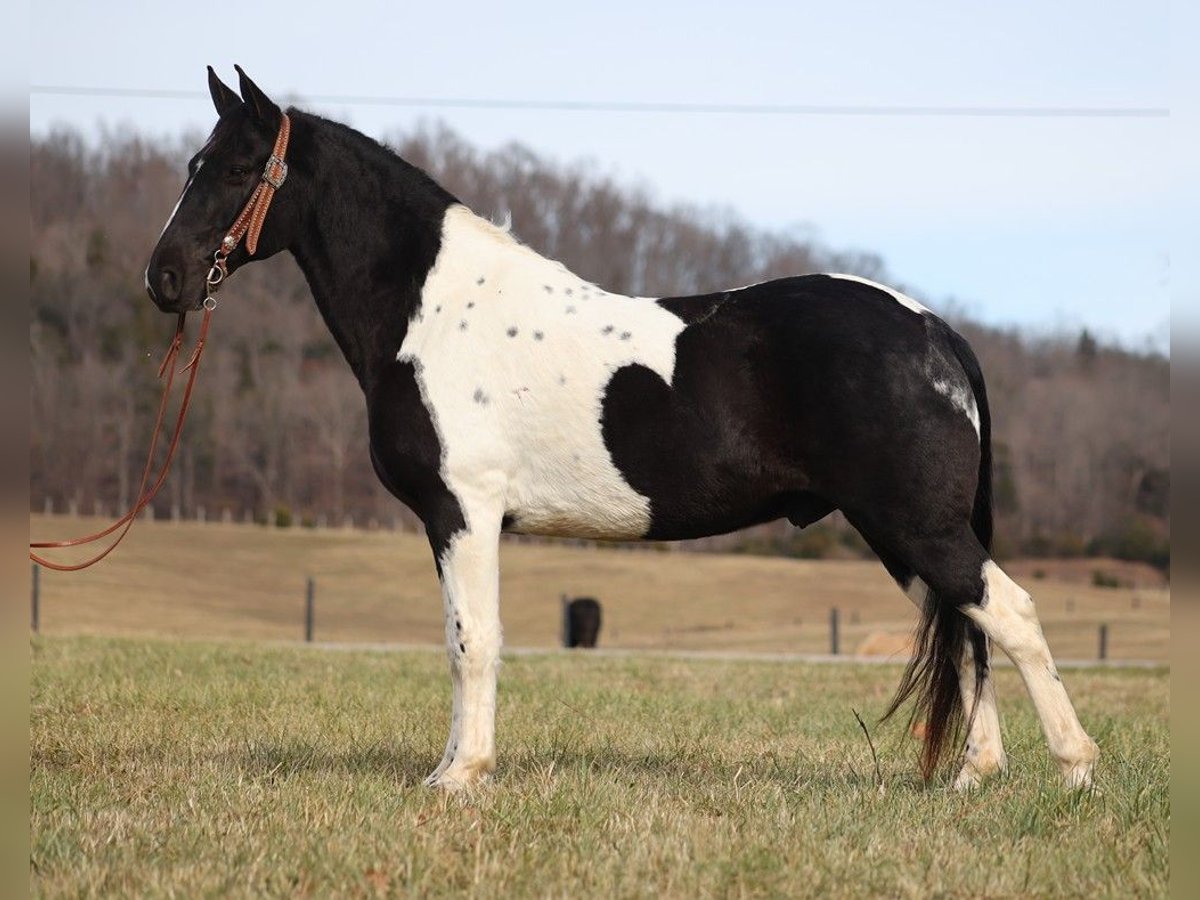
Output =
[{"x1": 30, "y1": 85, "x2": 1169, "y2": 119}]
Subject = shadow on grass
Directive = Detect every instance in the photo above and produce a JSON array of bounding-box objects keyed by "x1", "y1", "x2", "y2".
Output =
[
  {"x1": 221, "y1": 738, "x2": 935, "y2": 795},
  {"x1": 512, "y1": 745, "x2": 939, "y2": 792},
  {"x1": 227, "y1": 739, "x2": 439, "y2": 785}
]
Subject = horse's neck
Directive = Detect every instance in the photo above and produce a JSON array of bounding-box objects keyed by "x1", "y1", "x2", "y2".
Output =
[
  {"x1": 294, "y1": 205, "x2": 568, "y2": 389},
  {"x1": 288, "y1": 131, "x2": 455, "y2": 391}
]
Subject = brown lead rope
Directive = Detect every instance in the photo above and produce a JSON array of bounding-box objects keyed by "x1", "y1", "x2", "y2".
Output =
[
  {"x1": 30, "y1": 309, "x2": 213, "y2": 570},
  {"x1": 30, "y1": 113, "x2": 291, "y2": 571}
]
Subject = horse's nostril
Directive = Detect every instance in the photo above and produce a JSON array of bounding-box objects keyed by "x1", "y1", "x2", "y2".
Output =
[{"x1": 159, "y1": 267, "x2": 181, "y2": 301}]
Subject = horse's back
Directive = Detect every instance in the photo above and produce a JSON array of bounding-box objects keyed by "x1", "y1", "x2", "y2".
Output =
[
  {"x1": 607, "y1": 274, "x2": 983, "y2": 539},
  {"x1": 392, "y1": 206, "x2": 981, "y2": 541}
]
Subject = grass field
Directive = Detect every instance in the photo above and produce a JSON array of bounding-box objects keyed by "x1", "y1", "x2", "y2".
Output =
[
  {"x1": 29, "y1": 515, "x2": 1169, "y2": 661},
  {"x1": 30, "y1": 635, "x2": 1169, "y2": 898}
]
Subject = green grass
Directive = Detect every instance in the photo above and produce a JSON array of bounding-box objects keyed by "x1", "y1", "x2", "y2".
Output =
[{"x1": 31, "y1": 635, "x2": 1169, "y2": 898}]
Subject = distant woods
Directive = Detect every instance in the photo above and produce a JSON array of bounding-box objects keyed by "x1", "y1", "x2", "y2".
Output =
[{"x1": 29, "y1": 124, "x2": 1169, "y2": 569}]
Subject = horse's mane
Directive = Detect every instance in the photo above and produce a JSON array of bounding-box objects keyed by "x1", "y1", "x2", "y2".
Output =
[{"x1": 288, "y1": 108, "x2": 459, "y2": 206}]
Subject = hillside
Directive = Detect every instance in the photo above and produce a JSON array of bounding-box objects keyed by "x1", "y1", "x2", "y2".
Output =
[{"x1": 29, "y1": 515, "x2": 1169, "y2": 661}]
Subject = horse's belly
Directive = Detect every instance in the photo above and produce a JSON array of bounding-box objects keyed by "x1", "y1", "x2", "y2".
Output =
[{"x1": 502, "y1": 449, "x2": 652, "y2": 540}]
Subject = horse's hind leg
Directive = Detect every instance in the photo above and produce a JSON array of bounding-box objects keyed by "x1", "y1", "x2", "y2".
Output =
[
  {"x1": 964, "y1": 562, "x2": 1099, "y2": 788},
  {"x1": 867, "y1": 535, "x2": 1006, "y2": 788},
  {"x1": 899, "y1": 532, "x2": 1098, "y2": 789},
  {"x1": 903, "y1": 576, "x2": 1006, "y2": 789}
]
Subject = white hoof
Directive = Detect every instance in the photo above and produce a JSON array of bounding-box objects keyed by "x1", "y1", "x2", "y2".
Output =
[
  {"x1": 1061, "y1": 759, "x2": 1097, "y2": 790},
  {"x1": 425, "y1": 756, "x2": 496, "y2": 791},
  {"x1": 953, "y1": 750, "x2": 1007, "y2": 791},
  {"x1": 1058, "y1": 739, "x2": 1099, "y2": 790}
]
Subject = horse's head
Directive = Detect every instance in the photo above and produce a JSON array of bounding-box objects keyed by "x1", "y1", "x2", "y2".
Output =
[{"x1": 145, "y1": 66, "x2": 298, "y2": 312}]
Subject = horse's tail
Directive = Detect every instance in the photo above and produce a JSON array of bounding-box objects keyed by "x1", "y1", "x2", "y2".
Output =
[{"x1": 884, "y1": 327, "x2": 993, "y2": 780}]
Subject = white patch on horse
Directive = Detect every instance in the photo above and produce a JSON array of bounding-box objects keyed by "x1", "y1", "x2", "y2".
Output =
[
  {"x1": 145, "y1": 159, "x2": 205, "y2": 297},
  {"x1": 923, "y1": 342, "x2": 981, "y2": 438},
  {"x1": 932, "y1": 377, "x2": 980, "y2": 437},
  {"x1": 828, "y1": 273, "x2": 930, "y2": 315},
  {"x1": 158, "y1": 159, "x2": 203, "y2": 238},
  {"x1": 398, "y1": 205, "x2": 686, "y2": 540},
  {"x1": 963, "y1": 561, "x2": 1098, "y2": 788},
  {"x1": 425, "y1": 507, "x2": 504, "y2": 788}
]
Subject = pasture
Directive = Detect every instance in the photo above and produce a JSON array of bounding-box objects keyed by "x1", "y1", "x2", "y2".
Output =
[
  {"x1": 31, "y1": 635, "x2": 1168, "y2": 897},
  {"x1": 28, "y1": 515, "x2": 1168, "y2": 661}
]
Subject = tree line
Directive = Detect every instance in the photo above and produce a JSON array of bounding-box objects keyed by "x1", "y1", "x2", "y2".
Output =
[{"x1": 29, "y1": 124, "x2": 1169, "y2": 569}]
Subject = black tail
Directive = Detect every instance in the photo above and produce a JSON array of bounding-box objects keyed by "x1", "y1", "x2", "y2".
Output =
[{"x1": 884, "y1": 328, "x2": 994, "y2": 780}]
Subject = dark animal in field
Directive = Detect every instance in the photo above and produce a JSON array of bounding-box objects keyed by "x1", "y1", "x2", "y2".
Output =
[
  {"x1": 144, "y1": 67, "x2": 1098, "y2": 791},
  {"x1": 566, "y1": 597, "x2": 602, "y2": 649}
]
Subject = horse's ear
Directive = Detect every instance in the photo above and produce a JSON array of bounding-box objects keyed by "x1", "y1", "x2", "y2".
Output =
[
  {"x1": 234, "y1": 64, "x2": 282, "y2": 128},
  {"x1": 207, "y1": 66, "x2": 241, "y2": 118}
]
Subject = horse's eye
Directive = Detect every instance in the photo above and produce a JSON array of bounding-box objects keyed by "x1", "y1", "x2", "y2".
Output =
[{"x1": 228, "y1": 165, "x2": 250, "y2": 178}]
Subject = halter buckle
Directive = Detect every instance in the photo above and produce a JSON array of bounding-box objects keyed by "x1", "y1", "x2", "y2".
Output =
[
  {"x1": 206, "y1": 252, "x2": 228, "y2": 294},
  {"x1": 263, "y1": 155, "x2": 288, "y2": 189}
]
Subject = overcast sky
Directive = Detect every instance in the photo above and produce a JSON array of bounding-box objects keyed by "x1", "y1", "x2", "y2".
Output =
[{"x1": 30, "y1": 0, "x2": 1188, "y2": 353}]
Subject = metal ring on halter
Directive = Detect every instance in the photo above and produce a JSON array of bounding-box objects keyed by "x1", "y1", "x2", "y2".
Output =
[
  {"x1": 206, "y1": 262, "x2": 225, "y2": 287},
  {"x1": 203, "y1": 295, "x2": 218, "y2": 311}
]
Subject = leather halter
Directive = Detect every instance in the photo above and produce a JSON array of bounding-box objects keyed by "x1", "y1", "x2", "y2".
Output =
[
  {"x1": 29, "y1": 114, "x2": 292, "y2": 571},
  {"x1": 208, "y1": 113, "x2": 292, "y2": 288}
]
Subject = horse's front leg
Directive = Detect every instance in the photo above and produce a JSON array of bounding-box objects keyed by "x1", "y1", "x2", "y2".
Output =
[{"x1": 423, "y1": 503, "x2": 503, "y2": 790}]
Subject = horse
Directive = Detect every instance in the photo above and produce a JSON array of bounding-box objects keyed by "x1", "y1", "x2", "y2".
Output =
[{"x1": 144, "y1": 66, "x2": 1098, "y2": 791}]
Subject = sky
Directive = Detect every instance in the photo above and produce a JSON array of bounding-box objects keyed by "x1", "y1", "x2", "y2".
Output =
[{"x1": 28, "y1": 0, "x2": 1188, "y2": 353}]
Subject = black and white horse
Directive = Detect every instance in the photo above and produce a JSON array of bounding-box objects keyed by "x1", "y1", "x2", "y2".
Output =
[{"x1": 146, "y1": 67, "x2": 1098, "y2": 791}]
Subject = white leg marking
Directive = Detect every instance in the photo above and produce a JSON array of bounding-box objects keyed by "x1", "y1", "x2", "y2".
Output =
[
  {"x1": 902, "y1": 577, "x2": 1006, "y2": 789},
  {"x1": 963, "y1": 562, "x2": 1098, "y2": 788},
  {"x1": 426, "y1": 504, "x2": 504, "y2": 790},
  {"x1": 953, "y1": 637, "x2": 1006, "y2": 790},
  {"x1": 424, "y1": 646, "x2": 463, "y2": 785}
]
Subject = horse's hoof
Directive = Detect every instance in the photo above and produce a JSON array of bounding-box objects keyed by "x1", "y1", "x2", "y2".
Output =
[
  {"x1": 1061, "y1": 760, "x2": 1097, "y2": 791},
  {"x1": 425, "y1": 756, "x2": 496, "y2": 790},
  {"x1": 1059, "y1": 739, "x2": 1099, "y2": 790},
  {"x1": 953, "y1": 751, "x2": 1007, "y2": 791}
]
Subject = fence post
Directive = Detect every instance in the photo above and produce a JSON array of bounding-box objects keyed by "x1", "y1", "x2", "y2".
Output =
[
  {"x1": 829, "y1": 607, "x2": 840, "y2": 656},
  {"x1": 1098, "y1": 623, "x2": 1108, "y2": 661},
  {"x1": 31, "y1": 564, "x2": 40, "y2": 633},
  {"x1": 305, "y1": 577, "x2": 315, "y2": 643}
]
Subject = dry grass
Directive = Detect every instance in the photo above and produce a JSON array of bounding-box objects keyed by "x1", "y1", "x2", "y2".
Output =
[
  {"x1": 29, "y1": 514, "x2": 1169, "y2": 661},
  {"x1": 30, "y1": 635, "x2": 1169, "y2": 898}
]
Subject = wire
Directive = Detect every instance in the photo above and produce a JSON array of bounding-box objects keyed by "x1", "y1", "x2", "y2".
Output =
[{"x1": 30, "y1": 85, "x2": 1169, "y2": 119}]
